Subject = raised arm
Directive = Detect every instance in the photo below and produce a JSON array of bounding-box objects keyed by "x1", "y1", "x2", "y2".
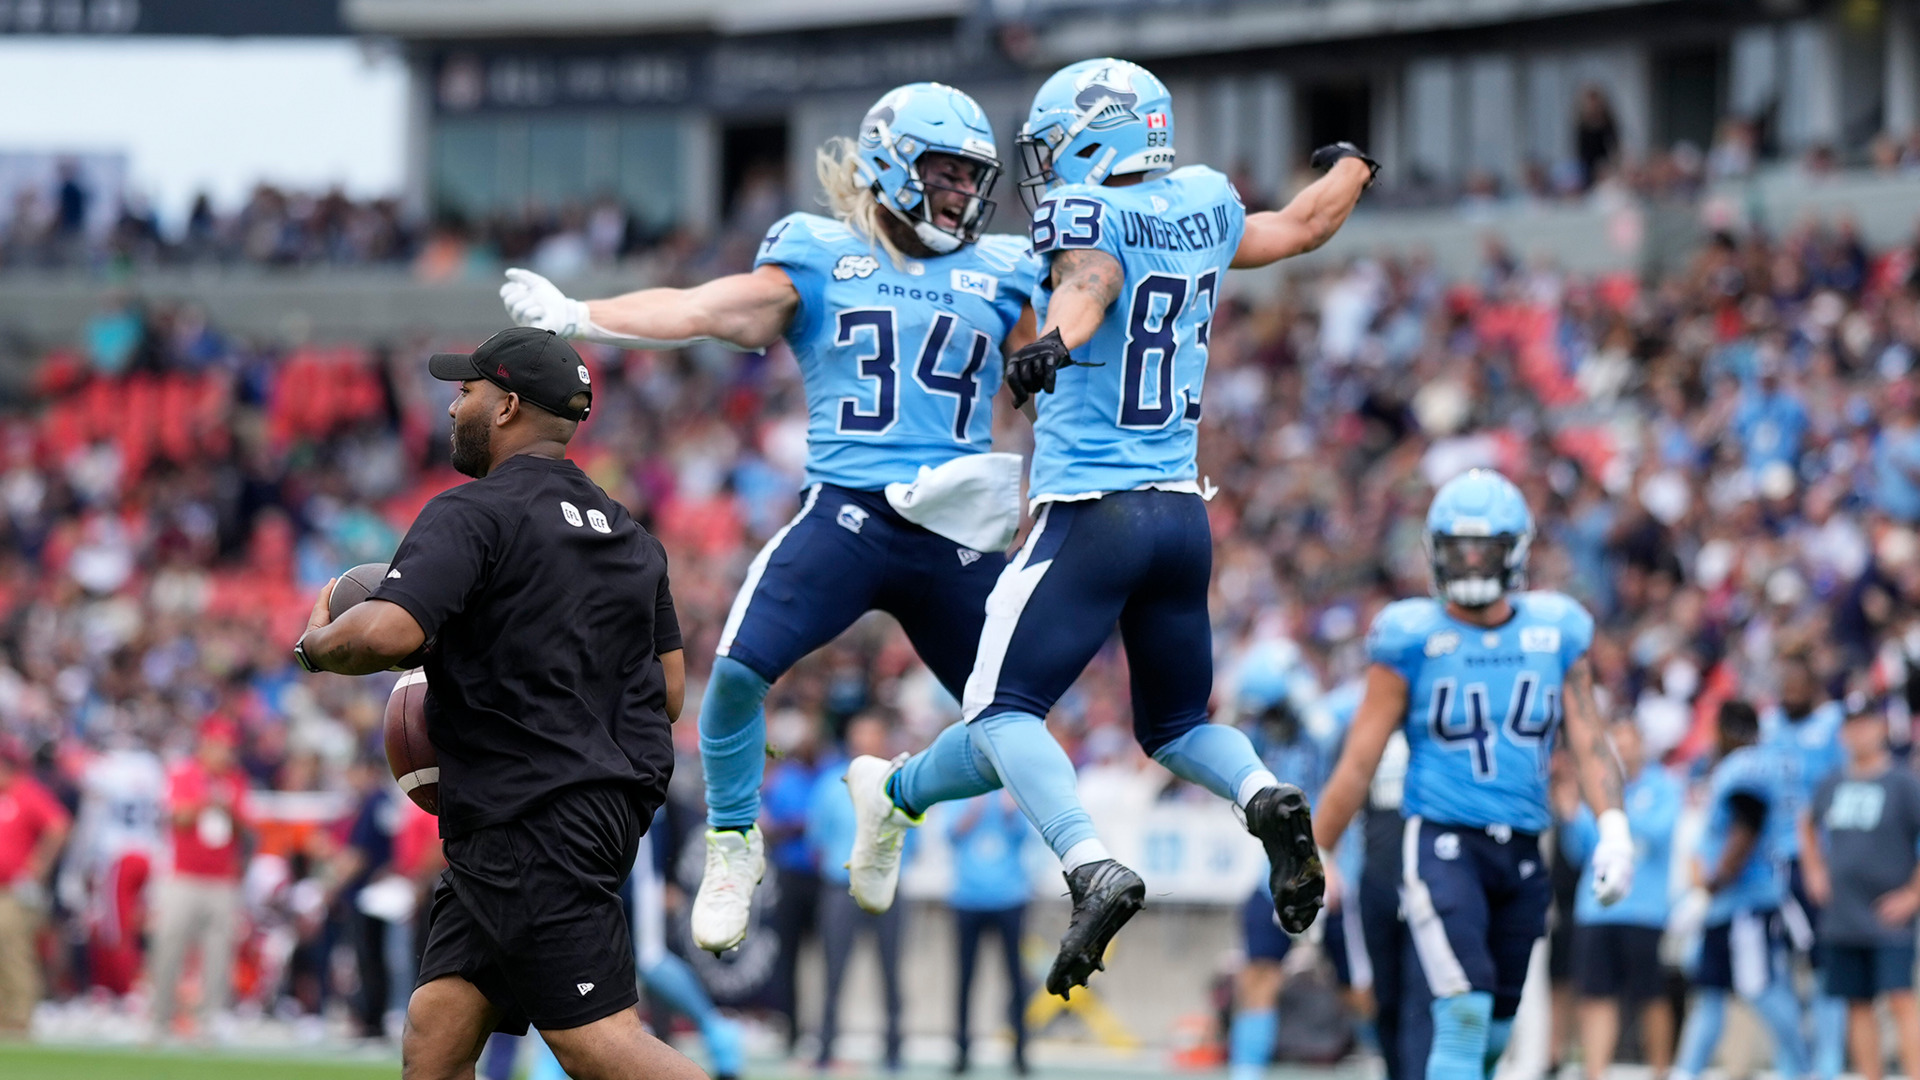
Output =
[
  {"x1": 1313, "y1": 663, "x2": 1409, "y2": 850},
  {"x1": 1231, "y1": 155, "x2": 1374, "y2": 269},
  {"x1": 502, "y1": 265, "x2": 800, "y2": 352}
]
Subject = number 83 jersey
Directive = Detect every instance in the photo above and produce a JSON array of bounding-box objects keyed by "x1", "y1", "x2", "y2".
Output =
[
  {"x1": 1366, "y1": 591, "x2": 1596, "y2": 833},
  {"x1": 1027, "y1": 165, "x2": 1245, "y2": 502},
  {"x1": 755, "y1": 213, "x2": 1040, "y2": 490}
]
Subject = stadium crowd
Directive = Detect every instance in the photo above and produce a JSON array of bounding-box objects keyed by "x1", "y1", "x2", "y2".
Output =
[{"x1": 0, "y1": 192, "x2": 1918, "y2": 1074}]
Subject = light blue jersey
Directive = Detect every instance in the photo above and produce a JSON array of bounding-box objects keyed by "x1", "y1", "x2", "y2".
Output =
[
  {"x1": 1026, "y1": 166, "x2": 1245, "y2": 501},
  {"x1": 1698, "y1": 745, "x2": 1794, "y2": 922},
  {"x1": 1367, "y1": 591, "x2": 1596, "y2": 834},
  {"x1": 755, "y1": 213, "x2": 1040, "y2": 490},
  {"x1": 1759, "y1": 700, "x2": 1846, "y2": 860},
  {"x1": 1563, "y1": 765, "x2": 1683, "y2": 928}
]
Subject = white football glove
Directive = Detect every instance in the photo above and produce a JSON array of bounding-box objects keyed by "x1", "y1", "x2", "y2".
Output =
[
  {"x1": 500, "y1": 268, "x2": 589, "y2": 337},
  {"x1": 1589, "y1": 808, "x2": 1635, "y2": 906}
]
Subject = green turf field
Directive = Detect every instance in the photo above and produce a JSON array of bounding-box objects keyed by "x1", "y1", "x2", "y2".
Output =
[{"x1": 0, "y1": 1042, "x2": 401, "y2": 1080}]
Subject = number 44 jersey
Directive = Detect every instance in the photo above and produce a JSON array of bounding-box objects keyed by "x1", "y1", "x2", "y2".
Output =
[
  {"x1": 1027, "y1": 165, "x2": 1245, "y2": 502},
  {"x1": 755, "y1": 213, "x2": 1040, "y2": 491},
  {"x1": 1366, "y1": 591, "x2": 1597, "y2": 833}
]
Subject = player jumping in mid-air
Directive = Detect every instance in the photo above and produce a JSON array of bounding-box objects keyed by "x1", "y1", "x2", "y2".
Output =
[
  {"x1": 1312, "y1": 469, "x2": 1635, "y2": 1080},
  {"x1": 501, "y1": 82, "x2": 1040, "y2": 953},
  {"x1": 841, "y1": 57, "x2": 1376, "y2": 998}
]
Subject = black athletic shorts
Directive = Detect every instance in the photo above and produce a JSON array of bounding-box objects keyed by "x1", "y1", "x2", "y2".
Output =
[
  {"x1": 1572, "y1": 922, "x2": 1665, "y2": 1002},
  {"x1": 416, "y1": 782, "x2": 646, "y2": 1034}
]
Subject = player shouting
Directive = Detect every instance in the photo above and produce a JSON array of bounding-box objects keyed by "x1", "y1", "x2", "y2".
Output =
[
  {"x1": 501, "y1": 83, "x2": 1041, "y2": 953},
  {"x1": 842, "y1": 58, "x2": 1375, "y2": 998},
  {"x1": 1312, "y1": 469, "x2": 1635, "y2": 1080}
]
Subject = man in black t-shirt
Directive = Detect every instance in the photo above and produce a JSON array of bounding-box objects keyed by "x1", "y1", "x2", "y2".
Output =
[{"x1": 293, "y1": 327, "x2": 705, "y2": 1080}]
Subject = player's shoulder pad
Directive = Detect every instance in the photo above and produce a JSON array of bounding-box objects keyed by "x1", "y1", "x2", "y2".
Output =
[
  {"x1": 972, "y1": 233, "x2": 1043, "y2": 292},
  {"x1": 1516, "y1": 590, "x2": 1595, "y2": 656},
  {"x1": 1366, "y1": 597, "x2": 1447, "y2": 668},
  {"x1": 754, "y1": 212, "x2": 862, "y2": 270}
]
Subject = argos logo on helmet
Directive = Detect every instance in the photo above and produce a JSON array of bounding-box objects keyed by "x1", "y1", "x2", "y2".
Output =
[{"x1": 1072, "y1": 63, "x2": 1142, "y2": 130}]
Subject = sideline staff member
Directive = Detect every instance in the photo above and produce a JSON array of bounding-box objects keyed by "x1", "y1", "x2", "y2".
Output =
[{"x1": 294, "y1": 327, "x2": 704, "y2": 1080}]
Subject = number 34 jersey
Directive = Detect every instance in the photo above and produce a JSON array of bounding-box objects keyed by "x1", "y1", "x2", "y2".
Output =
[
  {"x1": 1027, "y1": 166, "x2": 1246, "y2": 502},
  {"x1": 1366, "y1": 591, "x2": 1597, "y2": 834},
  {"x1": 755, "y1": 213, "x2": 1040, "y2": 491}
]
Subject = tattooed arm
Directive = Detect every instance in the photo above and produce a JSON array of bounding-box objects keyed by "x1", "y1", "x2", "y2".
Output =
[
  {"x1": 1561, "y1": 656, "x2": 1625, "y2": 814},
  {"x1": 1041, "y1": 248, "x2": 1125, "y2": 351}
]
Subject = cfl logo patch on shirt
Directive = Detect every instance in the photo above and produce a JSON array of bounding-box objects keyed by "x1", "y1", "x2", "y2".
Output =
[
  {"x1": 952, "y1": 268, "x2": 998, "y2": 301},
  {"x1": 1520, "y1": 627, "x2": 1561, "y2": 653},
  {"x1": 561, "y1": 501, "x2": 584, "y2": 528},
  {"x1": 833, "y1": 254, "x2": 879, "y2": 280},
  {"x1": 1424, "y1": 631, "x2": 1460, "y2": 658}
]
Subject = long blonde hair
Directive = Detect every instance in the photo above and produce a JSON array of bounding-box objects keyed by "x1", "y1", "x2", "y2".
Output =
[{"x1": 815, "y1": 135, "x2": 910, "y2": 269}]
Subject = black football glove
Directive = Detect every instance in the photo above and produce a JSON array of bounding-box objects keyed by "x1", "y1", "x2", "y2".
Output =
[
  {"x1": 1006, "y1": 328, "x2": 1073, "y2": 408},
  {"x1": 1309, "y1": 141, "x2": 1380, "y2": 188}
]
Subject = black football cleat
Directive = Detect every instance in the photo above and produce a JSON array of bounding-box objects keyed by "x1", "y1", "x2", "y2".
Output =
[
  {"x1": 1045, "y1": 859, "x2": 1146, "y2": 999},
  {"x1": 1245, "y1": 783, "x2": 1324, "y2": 933}
]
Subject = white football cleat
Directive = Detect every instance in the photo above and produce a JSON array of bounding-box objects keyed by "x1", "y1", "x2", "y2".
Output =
[
  {"x1": 845, "y1": 753, "x2": 921, "y2": 914},
  {"x1": 691, "y1": 825, "x2": 765, "y2": 953}
]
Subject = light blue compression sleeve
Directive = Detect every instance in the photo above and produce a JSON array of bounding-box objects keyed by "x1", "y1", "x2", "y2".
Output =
[
  {"x1": 698, "y1": 656, "x2": 772, "y2": 829},
  {"x1": 890, "y1": 719, "x2": 1002, "y2": 817},
  {"x1": 1151, "y1": 723, "x2": 1270, "y2": 803},
  {"x1": 1428, "y1": 992, "x2": 1494, "y2": 1080},
  {"x1": 967, "y1": 712, "x2": 1099, "y2": 859},
  {"x1": 1674, "y1": 988, "x2": 1727, "y2": 1077},
  {"x1": 1228, "y1": 1007, "x2": 1280, "y2": 1080}
]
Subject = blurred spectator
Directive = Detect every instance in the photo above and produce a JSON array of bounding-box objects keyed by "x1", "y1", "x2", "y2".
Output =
[
  {"x1": 1576, "y1": 86, "x2": 1621, "y2": 191},
  {"x1": 946, "y1": 791, "x2": 1033, "y2": 1075},
  {"x1": 0, "y1": 738, "x2": 71, "y2": 1034},
  {"x1": 1733, "y1": 358, "x2": 1810, "y2": 472},
  {"x1": 1799, "y1": 703, "x2": 1920, "y2": 1080},
  {"x1": 761, "y1": 708, "x2": 827, "y2": 1052},
  {"x1": 807, "y1": 712, "x2": 907, "y2": 1071},
  {"x1": 147, "y1": 717, "x2": 250, "y2": 1040},
  {"x1": 66, "y1": 736, "x2": 167, "y2": 999},
  {"x1": 1872, "y1": 381, "x2": 1920, "y2": 523},
  {"x1": 1559, "y1": 716, "x2": 1681, "y2": 1080},
  {"x1": 334, "y1": 757, "x2": 407, "y2": 1040}
]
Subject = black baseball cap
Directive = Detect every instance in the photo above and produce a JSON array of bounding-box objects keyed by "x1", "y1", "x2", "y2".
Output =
[{"x1": 429, "y1": 326, "x2": 592, "y2": 421}]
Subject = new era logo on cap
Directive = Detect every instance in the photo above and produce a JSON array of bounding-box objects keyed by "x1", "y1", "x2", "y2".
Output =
[{"x1": 577, "y1": 982, "x2": 595, "y2": 996}]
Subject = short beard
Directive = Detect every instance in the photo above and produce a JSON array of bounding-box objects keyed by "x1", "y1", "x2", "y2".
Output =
[{"x1": 450, "y1": 412, "x2": 493, "y2": 477}]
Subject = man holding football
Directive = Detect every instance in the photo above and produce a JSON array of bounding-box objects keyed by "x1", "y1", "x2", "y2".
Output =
[{"x1": 294, "y1": 326, "x2": 700, "y2": 1080}]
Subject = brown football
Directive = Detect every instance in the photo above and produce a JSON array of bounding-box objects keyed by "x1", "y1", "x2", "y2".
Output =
[
  {"x1": 328, "y1": 562, "x2": 390, "y2": 622},
  {"x1": 385, "y1": 669, "x2": 438, "y2": 814}
]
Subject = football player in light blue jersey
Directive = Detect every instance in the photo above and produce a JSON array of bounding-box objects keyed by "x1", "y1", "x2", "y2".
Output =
[
  {"x1": 1670, "y1": 699, "x2": 1812, "y2": 1080},
  {"x1": 837, "y1": 57, "x2": 1377, "y2": 1000},
  {"x1": 1761, "y1": 654, "x2": 1849, "y2": 1080},
  {"x1": 500, "y1": 82, "x2": 1043, "y2": 953},
  {"x1": 1312, "y1": 470, "x2": 1634, "y2": 1080}
]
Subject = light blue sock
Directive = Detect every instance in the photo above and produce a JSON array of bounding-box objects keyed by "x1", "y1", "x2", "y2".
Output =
[
  {"x1": 890, "y1": 720, "x2": 1002, "y2": 816},
  {"x1": 1753, "y1": 980, "x2": 1813, "y2": 1079},
  {"x1": 1674, "y1": 989, "x2": 1727, "y2": 1076},
  {"x1": 641, "y1": 956, "x2": 745, "y2": 1077},
  {"x1": 1812, "y1": 991, "x2": 1846, "y2": 1080},
  {"x1": 1428, "y1": 992, "x2": 1494, "y2": 1080},
  {"x1": 698, "y1": 656, "x2": 773, "y2": 829},
  {"x1": 1150, "y1": 723, "x2": 1269, "y2": 803},
  {"x1": 1484, "y1": 1016, "x2": 1514, "y2": 1077},
  {"x1": 1228, "y1": 1007, "x2": 1280, "y2": 1080},
  {"x1": 968, "y1": 712, "x2": 1099, "y2": 860},
  {"x1": 642, "y1": 953, "x2": 718, "y2": 1027}
]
